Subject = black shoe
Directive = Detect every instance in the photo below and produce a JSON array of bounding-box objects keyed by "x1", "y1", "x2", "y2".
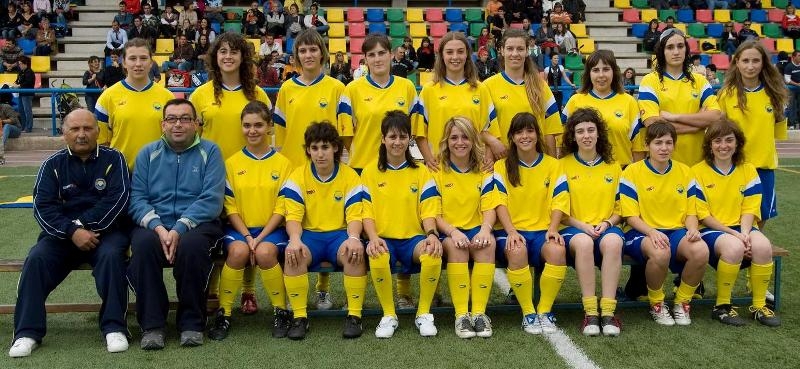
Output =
[
  {"x1": 342, "y1": 315, "x2": 363, "y2": 339},
  {"x1": 711, "y1": 304, "x2": 746, "y2": 326},
  {"x1": 208, "y1": 309, "x2": 231, "y2": 341},
  {"x1": 272, "y1": 308, "x2": 293, "y2": 338},
  {"x1": 287, "y1": 317, "x2": 309, "y2": 340},
  {"x1": 750, "y1": 306, "x2": 781, "y2": 327}
]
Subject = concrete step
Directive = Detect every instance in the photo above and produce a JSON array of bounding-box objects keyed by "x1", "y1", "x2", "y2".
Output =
[
  {"x1": 76, "y1": 12, "x2": 115, "y2": 23},
  {"x1": 57, "y1": 59, "x2": 93, "y2": 70},
  {"x1": 597, "y1": 42, "x2": 637, "y2": 53},
  {"x1": 587, "y1": 27, "x2": 628, "y2": 37},
  {"x1": 85, "y1": 0, "x2": 112, "y2": 6},
  {"x1": 65, "y1": 43, "x2": 104, "y2": 54},
  {"x1": 6, "y1": 133, "x2": 64, "y2": 150},
  {"x1": 616, "y1": 58, "x2": 649, "y2": 70},
  {"x1": 58, "y1": 36, "x2": 106, "y2": 43},
  {"x1": 70, "y1": 26, "x2": 109, "y2": 37},
  {"x1": 585, "y1": 8, "x2": 621, "y2": 23}
]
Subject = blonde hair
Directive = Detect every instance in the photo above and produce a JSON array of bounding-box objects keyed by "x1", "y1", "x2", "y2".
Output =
[{"x1": 437, "y1": 116, "x2": 485, "y2": 173}]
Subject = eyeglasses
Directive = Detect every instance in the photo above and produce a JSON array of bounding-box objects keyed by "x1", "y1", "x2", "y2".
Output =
[
  {"x1": 163, "y1": 115, "x2": 195, "y2": 124},
  {"x1": 744, "y1": 23, "x2": 752, "y2": 26}
]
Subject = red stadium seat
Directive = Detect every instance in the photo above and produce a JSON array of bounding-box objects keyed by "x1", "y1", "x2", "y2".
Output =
[
  {"x1": 349, "y1": 37, "x2": 364, "y2": 54},
  {"x1": 711, "y1": 53, "x2": 730, "y2": 69},
  {"x1": 696, "y1": 10, "x2": 713, "y2": 23},
  {"x1": 760, "y1": 38, "x2": 776, "y2": 53},
  {"x1": 347, "y1": 8, "x2": 364, "y2": 22},
  {"x1": 768, "y1": 9, "x2": 784, "y2": 23},
  {"x1": 622, "y1": 9, "x2": 640, "y2": 23},
  {"x1": 687, "y1": 38, "x2": 699, "y2": 54},
  {"x1": 510, "y1": 22, "x2": 524, "y2": 29},
  {"x1": 348, "y1": 22, "x2": 366, "y2": 37},
  {"x1": 350, "y1": 54, "x2": 363, "y2": 70},
  {"x1": 426, "y1": 9, "x2": 443, "y2": 22},
  {"x1": 430, "y1": 23, "x2": 447, "y2": 37}
]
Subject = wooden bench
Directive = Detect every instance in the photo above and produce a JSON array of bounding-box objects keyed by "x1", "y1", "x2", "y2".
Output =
[{"x1": 0, "y1": 246, "x2": 789, "y2": 315}]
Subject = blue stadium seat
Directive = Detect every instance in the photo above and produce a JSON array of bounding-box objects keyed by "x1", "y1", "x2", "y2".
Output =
[
  {"x1": 700, "y1": 54, "x2": 710, "y2": 65},
  {"x1": 449, "y1": 22, "x2": 468, "y2": 34},
  {"x1": 368, "y1": 22, "x2": 387, "y2": 34},
  {"x1": 286, "y1": 37, "x2": 294, "y2": 54},
  {"x1": 750, "y1": 9, "x2": 767, "y2": 23},
  {"x1": 531, "y1": 23, "x2": 541, "y2": 34},
  {"x1": 706, "y1": 23, "x2": 723, "y2": 38},
  {"x1": 366, "y1": 8, "x2": 384, "y2": 23},
  {"x1": 677, "y1": 9, "x2": 694, "y2": 23},
  {"x1": 18, "y1": 39, "x2": 35, "y2": 55},
  {"x1": 211, "y1": 22, "x2": 221, "y2": 35},
  {"x1": 445, "y1": 9, "x2": 463, "y2": 23},
  {"x1": 772, "y1": 54, "x2": 779, "y2": 64},
  {"x1": 632, "y1": 23, "x2": 649, "y2": 38}
]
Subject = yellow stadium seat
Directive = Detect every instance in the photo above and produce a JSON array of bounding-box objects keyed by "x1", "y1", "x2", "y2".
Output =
[
  {"x1": 763, "y1": 0, "x2": 773, "y2": 8},
  {"x1": 614, "y1": 0, "x2": 632, "y2": 8},
  {"x1": 328, "y1": 38, "x2": 347, "y2": 53},
  {"x1": 407, "y1": 8, "x2": 424, "y2": 22},
  {"x1": 700, "y1": 38, "x2": 720, "y2": 53},
  {"x1": 750, "y1": 23, "x2": 762, "y2": 36},
  {"x1": 418, "y1": 71, "x2": 433, "y2": 85},
  {"x1": 327, "y1": 8, "x2": 344, "y2": 23},
  {"x1": 410, "y1": 23, "x2": 427, "y2": 38},
  {"x1": 714, "y1": 9, "x2": 731, "y2": 23},
  {"x1": 674, "y1": 23, "x2": 686, "y2": 34},
  {"x1": 413, "y1": 38, "x2": 422, "y2": 49},
  {"x1": 0, "y1": 73, "x2": 16, "y2": 85},
  {"x1": 777, "y1": 38, "x2": 794, "y2": 53},
  {"x1": 246, "y1": 38, "x2": 261, "y2": 54},
  {"x1": 570, "y1": 24, "x2": 587, "y2": 38},
  {"x1": 578, "y1": 38, "x2": 595, "y2": 54},
  {"x1": 155, "y1": 38, "x2": 174, "y2": 55},
  {"x1": 329, "y1": 23, "x2": 345, "y2": 38},
  {"x1": 30, "y1": 56, "x2": 50, "y2": 73},
  {"x1": 152, "y1": 55, "x2": 170, "y2": 68},
  {"x1": 641, "y1": 9, "x2": 658, "y2": 23}
]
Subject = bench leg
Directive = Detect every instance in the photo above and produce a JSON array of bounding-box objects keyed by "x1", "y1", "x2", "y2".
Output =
[{"x1": 773, "y1": 256, "x2": 782, "y2": 311}]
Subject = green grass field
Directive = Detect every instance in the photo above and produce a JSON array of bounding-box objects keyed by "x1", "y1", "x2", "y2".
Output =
[{"x1": 0, "y1": 162, "x2": 798, "y2": 368}]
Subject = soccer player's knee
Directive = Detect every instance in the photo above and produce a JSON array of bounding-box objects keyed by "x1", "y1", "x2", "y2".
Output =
[
  {"x1": 254, "y1": 243, "x2": 277, "y2": 261},
  {"x1": 572, "y1": 235, "x2": 594, "y2": 254},
  {"x1": 648, "y1": 248, "x2": 671, "y2": 266},
  {"x1": 688, "y1": 242, "x2": 709, "y2": 261},
  {"x1": 227, "y1": 243, "x2": 251, "y2": 263}
]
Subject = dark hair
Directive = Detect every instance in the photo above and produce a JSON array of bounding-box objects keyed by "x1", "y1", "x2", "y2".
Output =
[
  {"x1": 304, "y1": 121, "x2": 343, "y2": 163},
  {"x1": 377, "y1": 111, "x2": 418, "y2": 171},
  {"x1": 240, "y1": 100, "x2": 272, "y2": 124},
  {"x1": 505, "y1": 112, "x2": 544, "y2": 187},
  {"x1": 501, "y1": 28, "x2": 546, "y2": 119},
  {"x1": 362, "y1": 33, "x2": 391, "y2": 54},
  {"x1": 208, "y1": 32, "x2": 257, "y2": 106},
  {"x1": 561, "y1": 107, "x2": 614, "y2": 163},
  {"x1": 162, "y1": 98, "x2": 197, "y2": 119},
  {"x1": 702, "y1": 119, "x2": 746, "y2": 166},
  {"x1": 645, "y1": 121, "x2": 677, "y2": 145},
  {"x1": 122, "y1": 38, "x2": 153, "y2": 58},
  {"x1": 293, "y1": 29, "x2": 329, "y2": 69},
  {"x1": 579, "y1": 49, "x2": 624, "y2": 94},
  {"x1": 17, "y1": 55, "x2": 29, "y2": 66},
  {"x1": 654, "y1": 29, "x2": 696, "y2": 86}
]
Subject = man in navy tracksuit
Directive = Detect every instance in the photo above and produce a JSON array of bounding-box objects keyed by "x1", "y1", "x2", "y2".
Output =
[
  {"x1": 127, "y1": 98, "x2": 225, "y2": 350},
  {"x1": 9, "y1": 109, "x2": 131, "y2": 358}
]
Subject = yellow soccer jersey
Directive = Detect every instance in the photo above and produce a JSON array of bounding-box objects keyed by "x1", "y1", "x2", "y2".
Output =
[
  {"x1": 493, "y1": 154, "x2": 567, "y2": 231},
  {"x1": 637, "y1": 72, "x2": 720, "y2": 165},
  {"x1": 559, "y1": 153, "x2": 622, "y2": 226},
  {"x1": 337, "y1": 75, "x2": 419, "y2": 170},
  {"x1": 692, "y1": 161, "x2": 761, "y2": 226},
  {"x1": 94, "y1": 80, "x2": 175, "y2": 169},
  {"x1": 483, "y1": 72, "x2": 562, "y2": 144},
  {"x1": 718, "y1": 84, "x2": 787, "y2": 169},
  {"x1": 413, "y1": 78, "x2": 501, "y2": 151},
  {"x1": 433, "y1": 163, "x2": 498, "y2": 230},
  {"x1": 361, "y1": 161, "x2": 440, "y2": 239},
  {"x1": 280, "y1": 162, "x2": 364, "y2": 231},
  {"x1": 620, "y1": 159, "x2": 697, "y2": 230},
  {"x1": 190, "y1": 82, "x2": 272, "y2": 160},
  {"x1": 562, "y1": 91, "x2": 645, "y2": 165},
  {"x1": 224, "y1": 148, "x2": 293, "y2": 228},
  {"x1": 273, "y1": 74, "x2": 345, "y2": 166}
]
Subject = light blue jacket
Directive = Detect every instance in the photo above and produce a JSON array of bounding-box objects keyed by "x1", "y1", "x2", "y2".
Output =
[{"x1": 129, "y1": 135, "x2": 225, "y2": 235}]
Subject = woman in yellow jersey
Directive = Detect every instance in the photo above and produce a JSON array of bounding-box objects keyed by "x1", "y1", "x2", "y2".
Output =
[
  {"x1": 207, "y1": 101, "x2": 293, "y2": 341},
  {"x1": 562, "y1": 50, "x2": 645, "y2": 166},
  {"x1": 433, "y1": 116, "x2": 497, "y2": 339},
  {"x1": 362, "y1": 111, "x2": 443, "y2": 339},
  {"x1": 483, "y1": 29, "x2": 562, "y2": 156},
  {"x1": 620, "y1": 122, "x2": 708, "y2": 327},
  {"x1": 338, "y1": 33, "x2": 418, "y2": 172},
  {"x1": 493, "y1": 112, "x2": 567, "y2": 335},
  {"x1": 716, "y1": 41, "x2": 789, "y2": 228},
  {"x1": 693, "y1": 120, "x2": 780, "y2": 327},
  {"x1": 557, "y1": 108, "x2": 623, "y2": 337},
  {"x1": 94, "y1": 37, "x2": 174, "y2": 169},
  {"x1": 637, "y1": 28, "x2": 721, "y2": 166},
  {"x1": 413, "y1": 31, "x2": 504, "y2": 171}
]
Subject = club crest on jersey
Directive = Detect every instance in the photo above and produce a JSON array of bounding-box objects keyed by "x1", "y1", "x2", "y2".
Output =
[
  {"x1": 271, "y1": 171, "x2": 280, "y2": 181},
  {"x1": 334, "y1": 191, "x2": 344, "y2": 201},
  {"x1": 614, "y1": 110, "x2": 623, "y2": 118},
  {"x1": 94, "y1": 178, "x2": 106, "y2": 191},
  {"x1": 363, "y1": 96, "x2": 373, "y2": 102},
  {"x1": 765, "y1": 105, "x2": 774, "y2": 113},
  {"x1": 676, "y1": 185, "x2": 685, "y2": 194},
  {"x1": 472, "y1": 95, "x2": 480, "y2": 104},
  {"x1": 604, "y1": 175, "x2": 613, "y2": 183},
  {"x1": 153, "y1": 103, "x2": 162, "y2": 111},
  {"x1": 377, "y1": 182, "x2": 386, "y2": 187},
  {"x1": 410, "y1": 184, "x2": 418, "y2": 193},
  {"x1": 319, "y1": 98, "x2": 329, "y2": 108},
  {"x1": 397, "y1": 97, "x2": 406, "y2": 107},
  {"x1": 691, "y1": 92, "x2": 699, "y2": 99},
  {"x1": 306, "y1": 189, "x2": 315, "y2": 195},
  {"x1": 445, "y1": 183, "x2": 454, "y2": 188}
]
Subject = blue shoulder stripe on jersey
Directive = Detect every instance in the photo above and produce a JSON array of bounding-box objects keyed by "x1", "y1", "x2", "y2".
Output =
[
  {"x1": 279, "y1": 187, "x2": 304, "y2": 205},
  {"x1": 699, "y1": 85, "x2": 714, "y2": 106},
  {"x1": 637, "y1": 91, "x2": 658, "y2": 103},
  {"x1": 619, "y1": 183, "x2": 638, "y2": 201},
  {"x1": 273, "y1": 112, "x2": 286, "y2": 127},
  {"x1": 337, "y1": 101, "x2": 353, "y2": 116}
]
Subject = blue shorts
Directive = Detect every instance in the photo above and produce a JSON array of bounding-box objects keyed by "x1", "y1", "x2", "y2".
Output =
[
  {"x1": 757, "y1": 168, "x2": 777, "y2": 221},
  {"x1": 301, "y1": 230, "x2": 358, "y2": 271},
  {"x1": 561, "y1": 226, "x2": 625, "y2": 267},
  {"x1": 495, "y1": 230, "x2": 548, "y2": 268},
  {"x1": 385, "y1": 234, "x2": 426, "y2": 274},
  {"x1": 222, "y1": 226, "x2": 288, "y2": 252},
  {"x1": 440, "y1": 226, "x2": 482, "y2": 242},
  {"x1": 700, "y1": 226, "x2": 757, "y2": 269},
  {"x1": 624, "y1": 229, "x2": 688, "y2": 274}
]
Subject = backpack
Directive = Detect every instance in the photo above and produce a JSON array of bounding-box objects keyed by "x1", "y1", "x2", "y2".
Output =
[{"x1": 166, "y1": 69, "x2": 190, "y2": 88}]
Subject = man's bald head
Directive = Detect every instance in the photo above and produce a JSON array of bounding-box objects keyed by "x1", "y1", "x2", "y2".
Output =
[{"x1": 62, "y1": 109, "x2": 99, "y2": 159}]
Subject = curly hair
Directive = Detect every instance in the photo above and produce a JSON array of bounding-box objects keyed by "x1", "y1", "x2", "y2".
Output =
[
  {"x1": 207, "y1": 32, "x2": 258, "y2": 106},
  {"x1": 702, "y1": 118, "x2": 746, "y2": 167},
  {"x1": 304, "y1": 121, "x2": 344, "y2": 163},
  {"x1": 560, "y1": 107, "x2": 615, "y2": 164}
]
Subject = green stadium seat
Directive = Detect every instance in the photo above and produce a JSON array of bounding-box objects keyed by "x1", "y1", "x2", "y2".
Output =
[
  {"x1": 774, "y1": 0, "x2": 789, "y2": 8},
  {"x1": 572, "y1": 70, "x2": 584, "y2": 86},
  {"x1": 732, "y1": 9, "x2": 749, "y2": 23},
  {"x1": 658, "y1": 9, "x2": 676, "y2": 22},
  {"x1": 632, "y1": 0, "x2": 649, "y2": 8},
  {"x1": 465, "y1": 8, "x2": 484, "y2": 23},
  {"x1": 386, "y1": 8, "x2": 404, "y2": 23},
  {"x1": 688, "y1": 23, "x2": 706, "y2": 38},
  {"x1": 469, "y1": 22, "x2": 484, "y2": 37},
  {"x1": 763, "y1": 23, "x2": 783, "y2": 38},
  {"x1": 391, "y1": 37, "x2": 404, "y2": 50},
  {"x1": 565, "y1": 54, "x2": 583, "y2": 70},
  {"x1": 389, "y1": 23, "x2": 407, "y2": 38},
  {"x1": 795, "y1": 38, "x2": 800, "y2": 50},
  {"x1": 223, "y1": 22, "x2": 242, "y2": 33}
]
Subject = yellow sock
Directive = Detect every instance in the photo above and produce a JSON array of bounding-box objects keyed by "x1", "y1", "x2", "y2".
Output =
[
  {"x1": 715, "y1": 260, "x2": 741, "y2": 306},
  {"x1": 417, "y1": 254, "x2": 442, "y2": 316},
  {"x1": 750, "y1": 262, "x2": 773, "y2": 308},
  {"x1": 218, "y1": 265, "x2": 244, "y2": 316},
  {"x1": 447, "y1": 263, "x2": 470, "y2": 317},
  {"x1": 507, "y1": 267, "x2": 535, "y2": 316},
  {"x1": 259, "y1": 264, "x2": 287, "y2": 309},
  {"x1": 343, "y1": 275, "x2": 368, "y2": 318},
  {"x1": 582, "y1": 296, "x2": 598, "y2": 316},
  {"x1": 315, "y1": 272, "x2": 330, "y2": 292},
  {"x1": 369, "y1": 253, "x2": 396, "y2": 317},
  {"x1": 470, "y1": 262, "x2": 495, "y2": 315},
  {"x1": 675, "y1": 280, "x2": 699, "y2": 304},
  {"x1": 284, "y1": 274, "x2": 309, "y2": 318},
  {"x1": 242, "y1": 265, "x2": 257, "y2": 294},
  {"x1": 600, "y1": 297, "x2": 617, "y2": 317},
  {"x1": 647, "y1": 285, "x2": 665, "y2": 305},
  {"x1": 397, "y1": 275, "x2": 411, "y2": 297},
  {"x1": 208, "y1": 265, "x2": 221, "y2": 296},
  {"x1": 537, "y1": 263, "x2": 566, "y2": 314}
]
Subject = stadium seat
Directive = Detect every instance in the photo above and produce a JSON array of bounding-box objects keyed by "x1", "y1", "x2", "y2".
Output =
[
  {"x1": 391, "y1": 37, "x2": 404, "y2": 50},
  {"x1": 432, "y1": 37, "x2": 442, "y2": 50},
  {"x1": 750, "y1": 9, "x2": 767, "y2": 23},
  {"x1": 347, "y1": 8, "x2": 364, "y2": 22},
  {"x1": 329, "y1": 23, "x2": 345, "y2": 38},
  {"x1": 664, "y1": 23, "x2": 687, "y2": 33},
  {"x1": 465, "y1": 8, "x2": 484, "y2": 23},
  {"x1": 211, "y1": 22, "x2": 220, "y2": 34},
  {"x1": 386, "y1": 8, "x2": 404, "y2": 23},
  {"x1": 349, "y1": 22, "x2": 366, "y2": 37},
  {"x1": 246, "y1": 38, "x2": 260, "y2": 52},
  {"x1": 570, "y1": 24, "x2": 587, "y2": 38},
  {"x1": 152, "y1": 55, "x2": 169, "y2": 67},
  {"x1": 350, "y1": 53, "x2": 363, "y2": 69},
  {"x1": 614, "y1": 0, "x2": 632, "y2": 8},
  {"x1": 700, "y1": 38, "x2": 720, "y2": 53},
  {"x1": 450, "y1": 22, "x2": 468, "y2": 34},
  {"x1": 469, "y1": 22, "x2": 484, "y2": 37},
  {"x1": 711, "y1": 53, "x2": 730, "y2": 69},
  {"x1": 632, "y1": 0, "x2": 649, "y2": 8},
  {"x1": 565, "y1": 54, "x2": 583, "y2": 70},
  {"x1": 732, "y1": 9, "x2": 749, "y2": 23},
  {"x1": 716, "y1": 70, "x2": 725, "y2": 84},
  {"x1": 419, "y1": 71, "x2": 433, "y2": 85},
  {"x1": 407, "y1": 8, "x2": 424, "y2": 22},
  {"x1": 677, "y1": 9, "x2": 694, "y2": 23},
  {"x1": 700, "y1": 54, "x2": 710, "y2": 65},
  {"x1": 18, "y1": 39, "x2": 35, "y2": 55},
  {"x1": 571, "y1": 70, "x2": 583, "y2": 87},
  {"x1": 794, "y1": 0, "x2": 800, "y2": 7},
  {"x1": 366, "y1": 9, "x2": 384, "y2": 23},
  {"x1": 389, "y1": 23, "x2": 408, "y2": 38},
  {"x1": 286, "y1": 37, "x2": 294, "y2": 53},
  {"x1": 763, "y1": 23, "x2": 782, "y2": 38},
  {"x1": 327, "y1": 8, "x2": 344, "y2": 23},
  {"x1": 426, "y1": 9, "x2": 443, "y2": 22},
  {"x1": 622, "y1": 9, "x2": 640, "y2": 23},
  {"x1": 768, "y1": 9, "x2": 784, "y2": 23},
  {"x1": 430, "y1": 23, "x2": 447, "y2": 37},
  {"x1": 0, "y1": 73, "x2": 15, "y2": 85},
  {"x1": 410, "y1": 23, "x2": 427, "y2": 38},
  {"x1": 510, "y1": 22, "x2": 524, "y2": 29},
  {"x1": 223, "y1": 22, "x2": 242, "y2": 33},
  {"x1": 641, "y1": 9, "x2": 657, "y2": 23},
  {"x1": 714, "y1": 10, "x2": 731, "y2": 23},
  {"x1": 328, "y1": 38, "x2": 346, "y2": 53},
  {"x1": 368, "y1": 22, "x2": 387, "y2": 34},
  {"x1": 706, "y1": 23, "x2": 724, "y2": 37},
  {"x1": 155, "y1": 38, "x2": 174, "y2": 55},
  {"x1": 696, "y1": 10, "x2": 713, "y2": 23},
  {"x1": 33, "y1": 73, "x2": 41, "y2": 89},
  {"x1": 445, "y1": 9, "x2": 463, "y2": 23},
  {"x1": 795, "y1": 38, "x2": 800, "y2": 50},
  {"x1": 688, "y1": 23, "x2": 706, "y2": 38},
  {"x1": 632, "y1": 23, "x2": 649, "y2": 38},
  {"x1": 760, "y1": 38, "x2": 776, "y2": 53},
  {"x1": 764, "y1": 0, "x2": 776, "y2": 6},
  {"x1": 777, "y1": 38, "x2": 794, "y2": 53},
  {"x1": 751, "y1": 23, "x2": 762, "y2": 36},
  {"x1": 578, "y1": 38, "x2": 595, "y2": 54},
  {"x1": 30, "y1": 56, "x2": 49, "y2": 73},
  {"x1": 687, "y1": 38, "x2": 699, "y2": 54},
  {"x1": 658, "y1": 9, "x2": 676, "y2": 22},
  {"x1": 350, "y1": 37, "x2": 364, "y2": 53}
]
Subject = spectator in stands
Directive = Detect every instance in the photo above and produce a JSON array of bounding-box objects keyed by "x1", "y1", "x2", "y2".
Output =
[
  {"x1": 542, "y1": 0, "x2": 557, "y2": 14},
  {"x1": 162, "y1": 35, "x2": 194, "y2": 72},
  {"x1": 282, "y1": 54, "x2": 298, "y2": 80},
  {"x1": 554, "y1": 23, "x2": 577, "y2": 55},
  {"x1": 690, "y1": 54, "x2": 707, "y2": 76},
  {"x1": 196, "y1": 18, "x2": 216, "y2": 44},
  {"x1": 303, "y1": 3, "x2": 327, "y2": 35},
  {"x1": 259, "y1": 33, "x2": 283, "y2": 59},
  {"x1": 705, "y1": 67, "x2": 719, "y2": 84},
  {"x1": 526, "y1": 0, "x2": 544, "y2": 23},
  {"x1": 257, "y1": 53, "x2": 281, "y2": 89},
  {"x1": 783, "y1": 5, "x2": 800, "y2": 40},
  {"x1": 34, "y1": 18, "x2": 54, "y2": 56},
  {"x1": 141, "y1": 0, "x2": 159, "y2": 16},
  {"x1": 549, "y1": 2, "x2": 572, "y2": 25},
  {"x1": 643, "y1": 19, "x2": 660, "y2": 53},
  {"x1": 1, "y1": 3, "x2": 22, "y2": 39},
  {"x1": 204, "y1": 0, "x2": 223, "y2": 25},
  {"x1": 776, "y1": 50, "x2": 789, "y2": 74},
  {"x1": 736, "y1": 0, "x2": 762, "y2": 8},
  {"x1": 124, "y1": 0, "x2": 141, "y2": 15},
  {"x1": 506, "y1": 0, "x2": 527, "y2": 23},
  {"x1": 99, "y1": 49, "x2": 124, "y2": 88},
  {"x1": 663, "y1": 16, "x2": 675, "y2": 30},
  {"x1": 330, "y1": 51, "x2": 351, "y2": 84},
  {"x1": 475, "y1": 48, "x2": 498, "y2": 81},
  {"x1": 720, "y1": 22, "x2": 738, "y2": 55},
  {"x1": 6, "y1": 109, "x2": 131, "y2": 358},
  {"x1": 140, "y1": 3, "x2": 159, "y2": 41},
  {"x1": 417, "y1": 37, "x2": 434, "y2": 71},
  {"x1": 284, "y1": 3, "x2": 303, "y2": 40},
  {"x1": 477, "y1": 26, "x2": 490, "y2": 51},
  {"x1": 738, "y1": 21, "x2": 759, "y2": 44},
  {"x1": 486, "y1": 0, "x2": 502, "y2": 19},
  {"x1": 0, "y1": 89, "x2": 20, "y2": 165},
  {"x1": 352, "y1": 58, "x2": 366, "y2": 79},
  {"x1": 528, "y1": 36, "x2": 544, "y2": 69},
  {"x1": 194, "y1": 33, "x2": 210, "y2": 72},
  {"x1": 176, "y1": 19, "x2": 196, "y2": 44},
  {"x1": 390, "y1": 46, "x2": 414, "y2": 78},
  {"x1": 0, "y1": 38, "x2": 22, "y2": 73},
  {"x1": 53, "y1": 0, "x2": 74, "y2": 22},
  {"x1": 623, "y1": 67, "x2": 636, "y2": 94},
  {"x1": 563, "y1": 0, "x2": 586, "y2": 23},
  {"x1": 487, "y1": 7, "x2": 507, "y2": 40},
  {"x1": 31, "y1": 0, "x2": 50, "y2": 20},
  {"x1": 19, "y1": 20, "x2": 36, "y2": 40},
  {"x1": 485, "y1": 34, "x2": 498, "y2": 60},
  {"x1": 536, "y1": 17, "x2": 557, "y2": 58},
  {"x1": 159, "y1": 4, "x2": 178, "y2": 39},
  {"x1": 113, "y1": 2, "x2": 133, "y2": 30},
  {"x1": 83, "y1": 56, "x2": 103, "y2": 114},
  {"x1": 14, "y1": 56, "x2": 34, "y2": 133},
  {"x1": 265, "y1": 2, "x2": 285, "y2": 37},
  {"x1": 19, "y1": 3, "x2": 39, "y2": 35},
  {"x1": 128, "y1": 17, "x2": 146, "y2": 41},
  {"x1": 127, "y1": 98, "x2": 225, "y2": 350},
  {"x1": 784, "y1": 50, "x2": 800, "y2": 127},
  {"x1": 178, "y1": 1, "x2": 198, "y2": 27},
  {"x1": 708, "y1": 0, "x2": 730, "y2": 9},
  {"x1": 105, "y1": 21, "x2": 128, "y2": 57},
  {"x1": 270, "y1": 50, "x2": 285, "y2": 79},
  {"x1": 243, "y1": 1, "x2": 265, "y2": 37},
  {"x1": 402, "y1": 37, "x2": 418, "y2": 69},
  {"x1": 544, "y1": 54, "x2": 575, "y2": 111}
]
